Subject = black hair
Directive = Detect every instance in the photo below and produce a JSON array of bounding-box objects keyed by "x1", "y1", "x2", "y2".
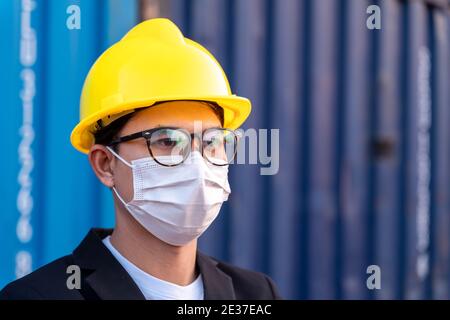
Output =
[
  {"x1": 93, "y1": 112, "x2": 135, "y2": 150},
  {"x1": 93, "y1": 101, "x2": 224, "y2": 149}
]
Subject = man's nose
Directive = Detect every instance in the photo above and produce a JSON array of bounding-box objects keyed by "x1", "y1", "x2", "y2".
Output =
[{"x1": 191, "y1": 134, "x2": 202, "y2": 152}]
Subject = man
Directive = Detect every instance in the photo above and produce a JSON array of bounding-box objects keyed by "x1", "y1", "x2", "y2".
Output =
[{"x1": 0, "y1": 18, "x2": 281, "y2": 300}]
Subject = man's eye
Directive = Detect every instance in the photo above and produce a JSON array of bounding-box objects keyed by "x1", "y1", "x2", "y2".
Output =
[
  {"x1": 204, "y1": 139, "x2": 214, "y2": 146},
  {"x1": 153, "y1": 138, "x2": 177, "y2": 148},
  {"x1": 204, "y1": 138, "x2": 217, "y2": 146},
  {"x1": 204, "y1": 137, "x2": 224, "y2": 147}
]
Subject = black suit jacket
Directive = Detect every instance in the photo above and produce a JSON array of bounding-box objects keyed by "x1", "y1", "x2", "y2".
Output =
[{"x1": 0, "y1": 228, "x2": 282, "y2": 300}]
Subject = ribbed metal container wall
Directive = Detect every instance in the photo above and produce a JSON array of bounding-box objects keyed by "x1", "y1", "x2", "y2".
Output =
[
  {"x1": 1, "y1": 0, "x2": 449, "y2": 300},
  {"x1": 0, "y1": 0, "x2": 139, "y2": 289}
]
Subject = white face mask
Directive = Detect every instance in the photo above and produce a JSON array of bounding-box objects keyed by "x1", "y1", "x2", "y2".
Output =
[{"x1": 107, "y1": 147, "x2": 231, "y2": 246}]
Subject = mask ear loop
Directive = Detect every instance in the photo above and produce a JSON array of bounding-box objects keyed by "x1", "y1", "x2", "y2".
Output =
[
  {"x1": 112, "y1": 185, "x2": 130, "y2": 207},
  {"x1": 106, "y1": 146, "x2": 134, "y2": 168},
  {"x1": 106, "y1": 146, "x2": 134, "y2": 206}
]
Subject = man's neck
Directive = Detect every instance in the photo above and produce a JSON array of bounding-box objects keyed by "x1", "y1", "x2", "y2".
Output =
[{"x1": 109, "y1": 207, "x2": 198, "y2": 286}]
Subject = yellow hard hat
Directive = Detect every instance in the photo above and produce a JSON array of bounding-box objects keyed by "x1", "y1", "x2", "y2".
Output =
[{"x1": 70, "y1": 18, "x2": 252, "y2": 154}]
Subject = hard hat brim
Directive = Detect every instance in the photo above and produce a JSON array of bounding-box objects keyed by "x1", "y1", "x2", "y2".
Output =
[{"x1": 70, "y1": 95, "x2": 251, "y2": 154}]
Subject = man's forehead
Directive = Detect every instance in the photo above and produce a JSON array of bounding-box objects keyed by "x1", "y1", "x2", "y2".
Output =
[
  {"x1": 128, "y1": 101, "x2": 222, "y2": 124},
  {"x1": 119, "y1": 107, "x2": 222, "y2": 136}
]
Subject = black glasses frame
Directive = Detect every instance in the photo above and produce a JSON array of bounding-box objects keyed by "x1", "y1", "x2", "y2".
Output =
[{"x1": 107, "y1": 126, "x2": 239, "y2": 167}]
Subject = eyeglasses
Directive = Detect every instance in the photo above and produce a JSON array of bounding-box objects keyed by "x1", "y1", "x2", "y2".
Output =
[{"x1": 108, "y1": 126, "x2": 240, "y2": 167}]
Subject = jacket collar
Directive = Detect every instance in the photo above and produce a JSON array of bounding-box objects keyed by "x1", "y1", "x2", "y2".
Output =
[
  {"x1": 196, "y1": 251, "x2": 236, "y2": 299},
  {"x1": 72, "y1": 228, "x2": 235, "y2": 300}
]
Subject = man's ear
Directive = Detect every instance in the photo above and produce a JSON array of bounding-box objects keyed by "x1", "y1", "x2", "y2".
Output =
[{"x1": 88, "y1": 144, "x2": 115, "y2": 188}]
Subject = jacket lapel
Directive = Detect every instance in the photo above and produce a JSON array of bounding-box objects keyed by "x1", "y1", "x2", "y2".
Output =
[
  {"x1": 72, "y1": 228, "x2": 145, "y2": 300},
  {"x1": 196, "y1": 251, "x2": 236, "y2": 300}
]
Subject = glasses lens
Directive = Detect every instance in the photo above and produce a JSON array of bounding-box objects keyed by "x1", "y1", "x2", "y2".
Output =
[
  {"x1": 148, "y1": 128, "x2": 190, "y2": 166},
  {"x1": 203, "y1": 129, "x2": 237, "y2": 165}
]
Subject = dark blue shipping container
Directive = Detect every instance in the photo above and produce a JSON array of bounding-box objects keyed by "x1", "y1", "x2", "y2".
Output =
[{"x1": 0, "y1": 0, "x2": 449, "y2": 299}]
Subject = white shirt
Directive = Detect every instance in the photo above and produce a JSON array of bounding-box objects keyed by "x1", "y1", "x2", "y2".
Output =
[{"x1": 102, "y1": 236, "x2": 204, "y2": 300}]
